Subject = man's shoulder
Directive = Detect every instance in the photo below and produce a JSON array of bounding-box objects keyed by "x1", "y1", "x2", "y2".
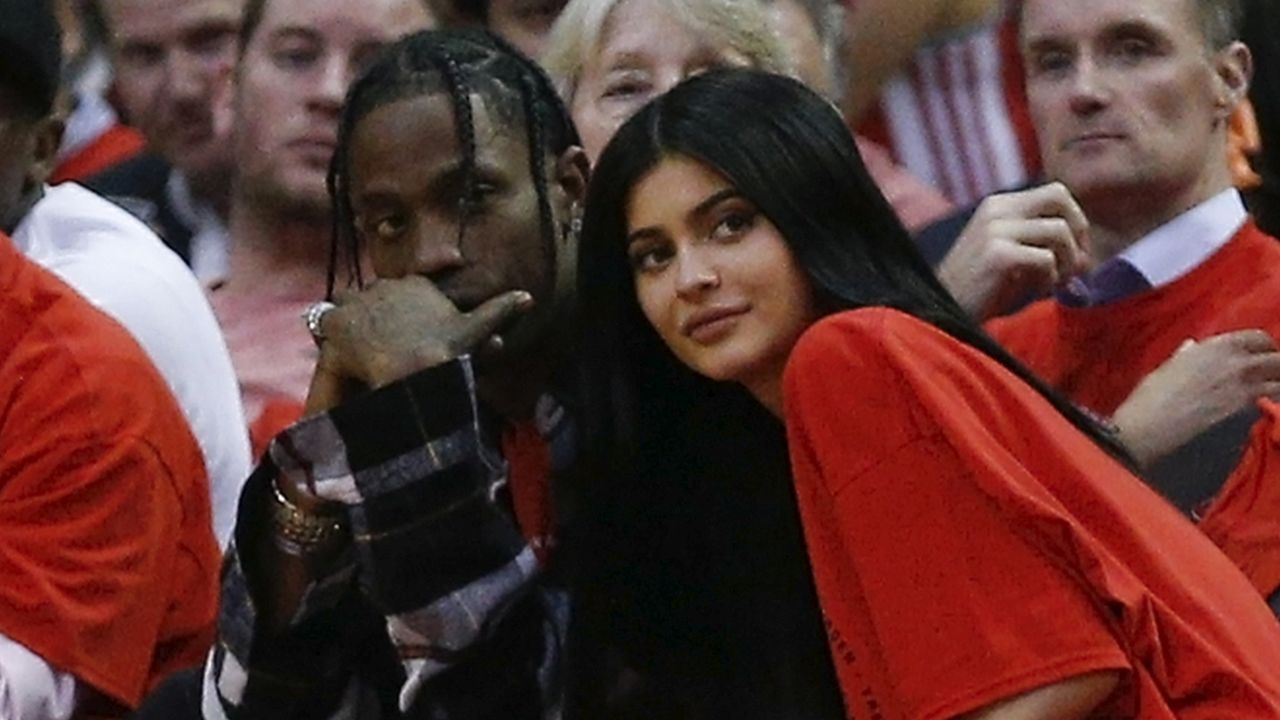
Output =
[
  {"x1": 83, "y1": 153, "x2": 172, "y2": 197},
  {"x1": 22, "y1": 184, "x2": 216, "y2": 332},
  {"x1": 30, "y1": 183, "x2": 185, "y2": 260},
  {"x1": 81, "y1": 155, "x2": 194, "y2": 257},
  {"x1": 0, "y1": 249, "x2": 188, "y2": 434}
]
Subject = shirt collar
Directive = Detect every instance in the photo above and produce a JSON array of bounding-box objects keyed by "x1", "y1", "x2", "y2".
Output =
[{"x1": 1118, "y1": 188, "x2": 1247, "y2": 289}]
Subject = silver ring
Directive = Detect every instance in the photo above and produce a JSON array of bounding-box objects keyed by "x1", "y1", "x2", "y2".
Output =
[{"x1": 303, "y1": 300, "x2": 336, "y2": 341}]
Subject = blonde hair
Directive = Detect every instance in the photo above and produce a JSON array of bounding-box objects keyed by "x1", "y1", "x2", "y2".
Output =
[{"x1": 541, "y1": 0, "x2": 792, "y2": 101}]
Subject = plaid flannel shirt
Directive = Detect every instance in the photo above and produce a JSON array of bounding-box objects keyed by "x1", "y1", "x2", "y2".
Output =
[{"x1": 203, "y1": 357, "x2": 570, "y2": 720}]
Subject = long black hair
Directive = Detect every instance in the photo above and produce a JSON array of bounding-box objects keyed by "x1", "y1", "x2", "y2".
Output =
[
  {"x1": 568, "y1": 68, "x2": 1134, "y2": 718},
  {"x1": 325, "y1": 27, "x2": 580, "y2": 295}
]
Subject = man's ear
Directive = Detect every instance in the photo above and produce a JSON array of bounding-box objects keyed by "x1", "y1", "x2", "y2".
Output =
[
  {"x1": 554, "y1": 145, "x2": 590, "y2": 208},
  {"x1": 1213, "y1": 40, "x2": 1252, "y2": 122},
  {"x1": 25, "y1": 113, "x2": 65, "y2": 192}
]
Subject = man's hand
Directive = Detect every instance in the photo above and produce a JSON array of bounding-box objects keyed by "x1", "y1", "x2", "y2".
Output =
[
  {"x1": 1113, "y1": 330, "x2": 1280, "y2": 467},
  {"x1": 938, "y1": 183, "x2": 1091, "y2": 321},
  {"x1": 305, "y1": 277, "x2": 534, "y2": 412}
]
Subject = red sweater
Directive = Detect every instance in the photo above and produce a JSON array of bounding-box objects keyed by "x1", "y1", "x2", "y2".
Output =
[
  {"x1": 985, "y1": 221, "x2": 1280, "y2": 415},
  {"x1": 985, "y1": 222, "x2": 1280, "y2": 599},
  {"x1": 784, "y1": 309, "x2": 1280, "y2": 719}
]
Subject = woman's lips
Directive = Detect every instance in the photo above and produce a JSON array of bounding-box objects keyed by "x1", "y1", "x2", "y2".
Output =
[{"x1": 682, "y1": 304, "x2": 749, "y2": 342}]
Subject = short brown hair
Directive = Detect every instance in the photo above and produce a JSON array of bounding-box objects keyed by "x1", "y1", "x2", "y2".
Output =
[
  {"x1": 1016, "y1": 0, "x2": 1242, "y2": 50},
  {"x1": 1196, "y1": 0, "x2": 1244, "y2": 48}
]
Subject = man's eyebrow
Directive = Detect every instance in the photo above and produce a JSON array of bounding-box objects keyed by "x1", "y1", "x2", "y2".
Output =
[
  {"x1": 1100, "y1": 20, "x2": 1166, "y2": 41},
  {"x1": 268, "y1": 26, "x2": 323, "y2": 44},
  {"x1": 1022, "y1": 34, "x2": 1071, "y2": 54},
  {"x1": 625, "y1": 226, "x2": 662, "y2": 246}
]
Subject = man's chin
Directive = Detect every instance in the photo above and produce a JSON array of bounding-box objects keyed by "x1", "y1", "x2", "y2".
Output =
[
  {"x1": 240, "y1": 176, "x2": 332, "y2": 225},
  {"x1": 172, "y1": 146, "x2": 234, "y2": 190}
]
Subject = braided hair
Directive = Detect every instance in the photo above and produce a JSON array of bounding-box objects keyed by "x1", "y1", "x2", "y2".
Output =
[{"x1": 325, "y1": 27, "x2": 580, "y2": 295}]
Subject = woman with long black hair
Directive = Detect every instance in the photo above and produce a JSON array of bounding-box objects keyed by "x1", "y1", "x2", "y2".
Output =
[{"x1": 571, "y1": 68, "x2": 1280, "y2": 719}]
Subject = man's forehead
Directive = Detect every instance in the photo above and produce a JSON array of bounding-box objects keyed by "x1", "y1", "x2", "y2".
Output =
[
  {"x1": 106, "y1": 0, "x2": 244, "y2": 37},
  {"x1": 353, "y1": 90, "x2": 531, "y2": 173},
  {"x1": 1019, "y1": 0, "x2": 1200, "y2": 42},
  {"x1": 249, "y1": 0, "x2": 430, "y2": 44}
]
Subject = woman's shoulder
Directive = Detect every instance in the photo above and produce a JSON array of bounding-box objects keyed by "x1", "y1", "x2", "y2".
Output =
[
  {"x1": 791, "y1": 307, "x2": 954, "y2": 364},
  {"x1": 786, "y1": 307, "x2": 1000, "y2": 409}
]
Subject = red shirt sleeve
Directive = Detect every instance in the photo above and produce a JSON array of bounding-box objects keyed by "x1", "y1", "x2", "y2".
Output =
[
  {"x1": 0, "y1": 321, "x2": 212, "y2": 708},
  {"x1": 783, "y1": 310, "x2": 1129, "y2": 719},
  {"x1": 1198, "y1": 399, "x2": 1280, "y2": 600}
]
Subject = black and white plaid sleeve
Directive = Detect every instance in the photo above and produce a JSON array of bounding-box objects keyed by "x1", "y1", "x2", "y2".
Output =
[{"x1": 204, "y1": 357, "x2": 560, "y2": 719}]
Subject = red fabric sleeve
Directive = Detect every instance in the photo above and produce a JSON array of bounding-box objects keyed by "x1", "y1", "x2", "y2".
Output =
[
  {"x1": 783, "y1": 312, "x2": 1129, "y2": 719},
  {"x1": 0, "y1": 326, "x2": 197, "y2": 708},
  {"x1": 1198, "y1": 399, "x2": 1280, "y2": 599}
]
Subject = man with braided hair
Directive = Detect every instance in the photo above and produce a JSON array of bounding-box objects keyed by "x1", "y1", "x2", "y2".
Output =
[{"x1": 184, "y1": 28, "x2": 590, "y2": 720}]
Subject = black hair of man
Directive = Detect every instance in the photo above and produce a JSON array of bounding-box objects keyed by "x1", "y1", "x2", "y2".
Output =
[
  {"x1": 0, "y1": 0, "x2": 63, "y2": 119},
  {"x1": 324, "y1": 27, "x2": 580, "y2": 294}
]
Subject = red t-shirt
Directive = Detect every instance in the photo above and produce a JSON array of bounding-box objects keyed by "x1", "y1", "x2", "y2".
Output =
[
  {"x1": 784, "y1": 308, "x2": 1280, "y2": 719},
  {"x1": 0, "y1": 233, "x2": 219, "y2": 709},
  {"x1": 984, "y1": 221, "x2": 1280, "y2": 415}
]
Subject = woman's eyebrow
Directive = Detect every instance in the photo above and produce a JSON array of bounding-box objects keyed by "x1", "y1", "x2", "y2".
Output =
[
  {"x1": 626, "y1": 188, "x2": 742, "y2": 245},
  {"x1": 626, "y1": 226, "x2": 663, "y2": 247},
  {"x1": 689, "y1": 188, "x2": 741, "y2": 220}
]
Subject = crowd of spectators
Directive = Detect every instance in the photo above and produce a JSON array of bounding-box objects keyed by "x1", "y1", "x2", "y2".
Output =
[{"x1": 0, "y1": 0, "x2": 1277, "y2": 717}]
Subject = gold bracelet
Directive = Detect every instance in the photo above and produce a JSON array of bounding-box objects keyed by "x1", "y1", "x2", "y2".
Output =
[{"x1": 270, "y1": 480, "x2": 347, "y2": 554}]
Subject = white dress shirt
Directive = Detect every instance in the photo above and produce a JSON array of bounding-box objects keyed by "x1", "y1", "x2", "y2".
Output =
[{"x1": 1120, "y1": 188, "x2": 1248, "y2": 289}]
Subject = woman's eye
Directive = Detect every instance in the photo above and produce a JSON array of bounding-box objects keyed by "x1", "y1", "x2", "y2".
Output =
[
  {"x1": 628, "y1": 243, "x2": 674, "y2": 273},
  {"x1": 710, "y1": 210, "x2": 756, "y2": 241},
  {"x1": 603, "y1": 80, "x2": 649, "y2": 100}
]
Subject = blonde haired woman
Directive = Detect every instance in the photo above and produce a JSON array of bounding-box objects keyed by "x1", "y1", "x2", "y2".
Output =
[{"x1": 540, "y1": 0, "x2": 953, "y2": 228}]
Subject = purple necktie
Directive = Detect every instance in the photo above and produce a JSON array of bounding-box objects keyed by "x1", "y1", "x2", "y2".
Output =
[{"x1": 1056, "y1": 258, "x2": 1152, "y2": 307}]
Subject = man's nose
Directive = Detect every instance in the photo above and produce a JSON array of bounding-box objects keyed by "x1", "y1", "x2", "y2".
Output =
[
  {"x1": 1068, "y1": 56, "x2": 1111, "y2": 115},
  {"x1": 166, "y1": 49, "x2": 211, "y2": 102},
  {"x1": 308, "y1": 54, "x2": 351, "y2": 113},
  {"x1": 410, "y1": 229, "x2": 467, "y2": 278}
]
